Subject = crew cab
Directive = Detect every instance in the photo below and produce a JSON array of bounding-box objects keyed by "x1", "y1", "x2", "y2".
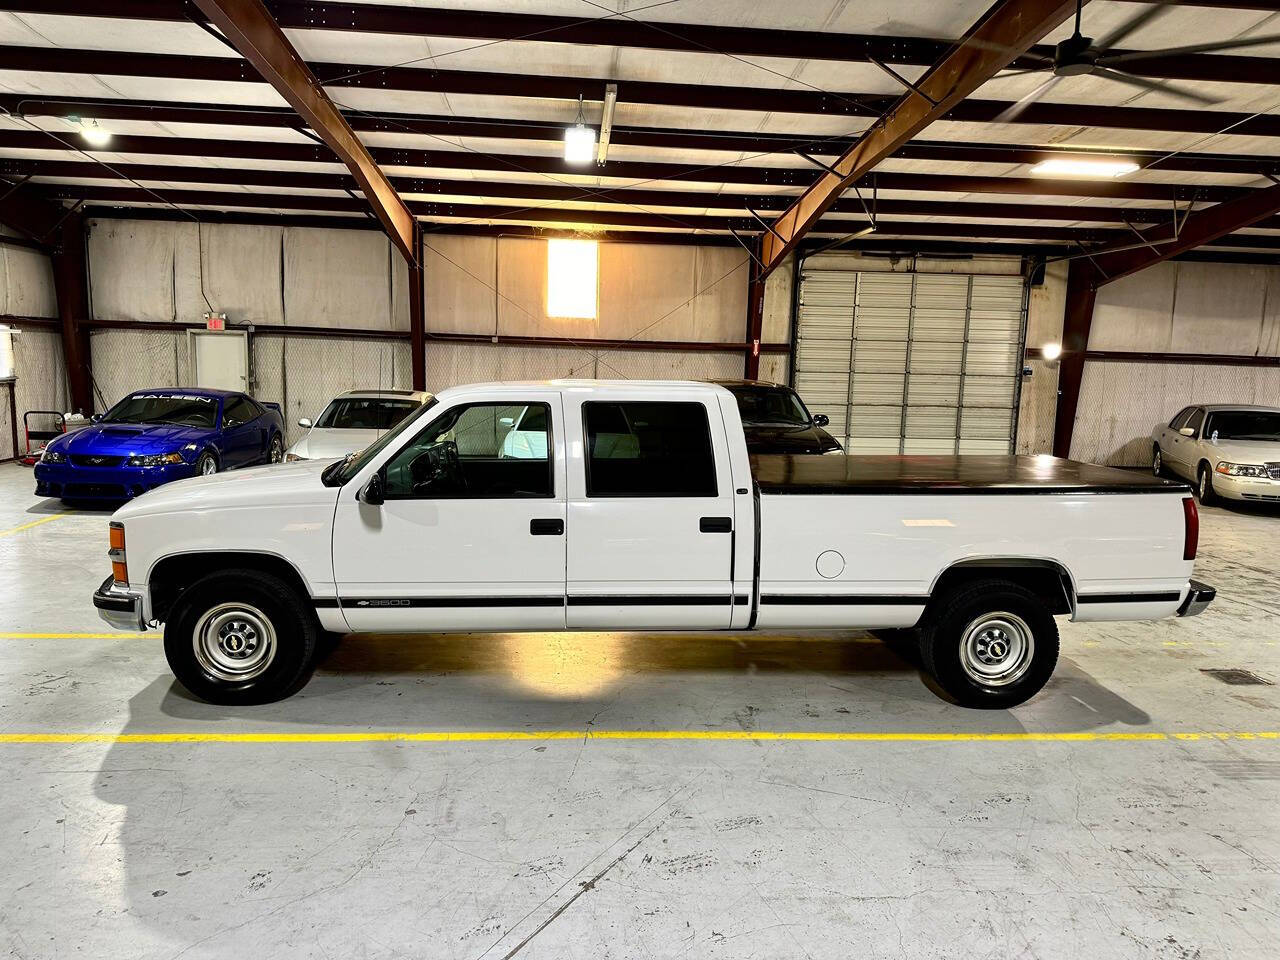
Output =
[{"x1": 94, "y1": 380, "x2": 1214, "y2": 709}]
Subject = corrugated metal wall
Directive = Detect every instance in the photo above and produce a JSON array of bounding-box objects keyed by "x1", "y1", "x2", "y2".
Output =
[
  {"x1": 1, "y1": 234, "x2": 67, "y2": 460},
  {"x1": 1070, "y1": 261, "x2": 1280, "y2": 465}
]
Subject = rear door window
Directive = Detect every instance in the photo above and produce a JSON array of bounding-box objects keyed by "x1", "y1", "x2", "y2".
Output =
[{"x1": 583, "y1": 401, "x2": 717, "y2": 497}]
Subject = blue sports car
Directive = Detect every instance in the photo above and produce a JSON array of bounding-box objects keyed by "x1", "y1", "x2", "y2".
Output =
[{"x1": 34, "y1": 388, "x2": 286, "y2": 502}]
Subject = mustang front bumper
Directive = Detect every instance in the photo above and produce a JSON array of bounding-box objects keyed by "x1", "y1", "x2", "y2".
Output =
[
  {"x1": 1176, "y1": 579, "x2": 1216, "y2": 618},
  {"x1": 35, "y1": 460, "x2": 196, "y2": 500},
  {"x1": 93, "y1": 575, "x2": 148, "y2": 631}
]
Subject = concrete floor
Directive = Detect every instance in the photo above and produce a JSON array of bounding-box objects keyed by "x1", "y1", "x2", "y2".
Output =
[{"x1": 0, "y1": 462, "x2": 1277, "y2": 959}]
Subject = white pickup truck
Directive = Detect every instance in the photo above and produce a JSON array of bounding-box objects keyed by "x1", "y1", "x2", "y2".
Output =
[{"x1": 94, "y1": 380, "x2": 1215, "y2": 709}]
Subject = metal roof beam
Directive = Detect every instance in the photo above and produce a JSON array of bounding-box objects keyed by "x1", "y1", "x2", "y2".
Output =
[
  {"x1": 8, "y1": 156, "x2": 1278, "y2": 229},
  {"x1": 30, "y1": 182, "x2": 1280, "y2": 250},
  {"x1": 8, "y1": 0, "x2": 1279, "y2": 85},
  {"x1": 0, "y1": 130, "x2": 1251, "y2": 204},
  {"x1": 187, "y1": 0, "x2": 416, "y2": 263},
  {"x1": 756, "y1": 0, "x2": 1085, "y2": 276},
  {"x1": 6, "y1": 45, "x2": 1280, "y2": 136},
  {"x1": 1084, "y1": 181, "x2": 1280, "y2": 283}
]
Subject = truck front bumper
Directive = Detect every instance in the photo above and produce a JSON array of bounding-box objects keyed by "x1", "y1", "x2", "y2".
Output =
[
  {"x1": 93, "y1": 575, "x2": 148, "y2": 631},
  {"x1": 1177, "y1": 579, "x2": 1216, "y2": 618}
]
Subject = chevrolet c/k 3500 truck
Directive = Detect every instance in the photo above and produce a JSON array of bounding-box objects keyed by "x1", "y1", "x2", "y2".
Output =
[{"x1": 94, "y1": 380, "x2": 1215, "y2": 709}]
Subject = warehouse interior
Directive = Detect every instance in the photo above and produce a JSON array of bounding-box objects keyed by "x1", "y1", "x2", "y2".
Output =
[{"x1": 1, "y1": 0, "x2": 1278, "y2": 957}]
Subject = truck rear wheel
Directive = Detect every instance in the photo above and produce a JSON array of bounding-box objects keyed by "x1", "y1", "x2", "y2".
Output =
[
  {"x1": 163, "y1": 569, "x2": 318, "y2": 704},
  {"x1": 919, "y1": 579, "x2": 1059, "y2": 709}
]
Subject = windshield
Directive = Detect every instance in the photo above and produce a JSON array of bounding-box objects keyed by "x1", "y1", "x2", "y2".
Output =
[
  {"x1": 322, "y1": 397, "x2": 438, "y2": 487},
  {"x1": 726, "y1": 385, "x2": 812, "y2": 427},
  {"x1": 1204, "y1": 411, "x2": 1280, "y2": 442},
  {"x1": 103, "y1": 393, "x2": 219, "y2": 428},
  {"x1": 316, "y1": 397, "x2": 420, "y2": 430}
]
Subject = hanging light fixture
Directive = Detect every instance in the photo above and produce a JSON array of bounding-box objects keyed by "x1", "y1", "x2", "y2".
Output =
[
  {"x1": 78, "y1": 118, "x2": 112, "y2": 148},
  {"x1": 563, "y1": 95, "x2": 595, "y2": 165}
]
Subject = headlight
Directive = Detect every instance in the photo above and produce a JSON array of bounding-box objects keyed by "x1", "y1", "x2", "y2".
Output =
[
  {"x1": 823, "y1": 447, "x2": 845, "y2": 455},
  {"x1": 1215, "y1": 461, "x2": 1268, "y2": 478},
  {"x1": 126, "y1": 451, "x2": 186, "y2": 468},
  {"x1": 41, "y1": 449, "x2": 66, "y2": 463},
  {"x1": 285, "y1": 452, "x2": 303, "y2": 462}
]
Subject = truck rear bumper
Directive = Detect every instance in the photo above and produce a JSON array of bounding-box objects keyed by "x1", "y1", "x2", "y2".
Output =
[{"x1": 1177, "y1": 579, "x2": 1216, "y2": 618}]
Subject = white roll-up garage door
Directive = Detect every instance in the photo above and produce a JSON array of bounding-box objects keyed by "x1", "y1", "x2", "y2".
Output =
[{"x1": 794, "y1": 264, "x2": 1027, "y2": 455}]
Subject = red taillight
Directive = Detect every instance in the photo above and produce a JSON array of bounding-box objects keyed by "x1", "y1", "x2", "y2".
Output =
[{"x1": 1182, "y1": 497, "x2": 1198, "y2": 561}]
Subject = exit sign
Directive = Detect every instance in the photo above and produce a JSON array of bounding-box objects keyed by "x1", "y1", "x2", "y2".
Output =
[{"x1": 204, "y1": 312, "x2": 226, "y2": 331}]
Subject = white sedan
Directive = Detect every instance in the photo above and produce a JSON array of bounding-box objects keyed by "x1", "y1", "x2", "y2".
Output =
[
  {"x1": 1152, "y1": 404, "x2": 1280, "y2": 504},
  {"x1": 286, "y1": 389, "x2": 432, "y2": 461}
]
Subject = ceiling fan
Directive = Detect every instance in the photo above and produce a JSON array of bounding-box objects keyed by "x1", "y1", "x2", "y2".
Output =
[{"x1": 991, "y1": 0, "x2": 1280, "y2": 122}]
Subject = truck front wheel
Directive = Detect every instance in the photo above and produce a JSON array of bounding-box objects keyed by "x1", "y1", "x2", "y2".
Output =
[
  {"x1": 918, "y1": 579, "x2": 1059, "y2": 709},
  {"x1": 163, "y1": 570, "x2": 318, "y2": 704}
]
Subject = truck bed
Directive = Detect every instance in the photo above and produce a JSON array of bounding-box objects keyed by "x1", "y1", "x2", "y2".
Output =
[{"x1": 750, "y1": 454, "x2": 1190, "y2": 496}]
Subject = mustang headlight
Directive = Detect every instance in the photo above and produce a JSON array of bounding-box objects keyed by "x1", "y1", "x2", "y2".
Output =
[
  {"x1": 127, "y1": 451, "x2": 186, "y2": 468},
  {"x1": 1215, "y1": 461, "x2": 1268, "y2": 478},
  {"x1": 40, "y1": 449, "x2": 66, "y2": 463}
]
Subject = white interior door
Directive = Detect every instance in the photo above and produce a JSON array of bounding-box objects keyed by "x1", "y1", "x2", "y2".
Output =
[{"x1": 189, "y1": 330, "x2": 249, "y2": 391}]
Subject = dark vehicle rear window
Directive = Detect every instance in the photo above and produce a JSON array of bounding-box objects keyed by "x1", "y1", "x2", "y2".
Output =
[
  {"x1": 317, "y1": 398, "x2": 421, "y2": 430},
  {"x1": 103, "y1": 393, "x2": 218, "y2": 428},
  {"x1": 725, "y1": 385, "x2": 811, "y2": 427}
]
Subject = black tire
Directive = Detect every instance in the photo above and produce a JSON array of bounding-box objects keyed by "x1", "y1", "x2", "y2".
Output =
[
  {"x1": 918, "y1": 579, "x2": 1059, "y2": 709},
  {"x1": 1152, "y1": 445, "x2": 1164, "y2": 477},
  {"x1": 195, "y1": 450, "x2": 218, "y2": 477},
  {"x1": 163, "y1": 569, "x2": 318, "y2": 704},
  {"x1": 1197, "y1": 463, "x2": 1217, "y2": 505}
]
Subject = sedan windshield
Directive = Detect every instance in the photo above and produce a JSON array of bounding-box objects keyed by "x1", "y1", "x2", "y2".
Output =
[
  {"x1": 103, "y1": 393, "x2": 218, "y2": 428},
  {"x1": 316, "y1": 397, "x2": 420, "y2": 430},
  {"x1": 322, "y1": 398, "x2": 438, "y2": 487},
  {"x1": 1204, "y1": 411, "x2": 1280, "y2": 442},
  {"x1": 727, "y1": 386, "x2": 811, "y2": 427}
]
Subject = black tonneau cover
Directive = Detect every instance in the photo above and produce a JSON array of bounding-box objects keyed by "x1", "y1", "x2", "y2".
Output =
[{"x1": 750, "y1": 454, "x2": 1191, "y2": 496}]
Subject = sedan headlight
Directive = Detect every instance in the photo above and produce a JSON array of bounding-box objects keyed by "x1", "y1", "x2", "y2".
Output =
[
  {"x1": 1215, "y1": 461, "x2": 1268, "y2": 478},
  {"x1": 41, "y1": 449, "x2": 66, "y2": 463},
  {"x1": 285, "y1": 452, "x2": 303, "y2": 462},
  {"x1": 127, "y1": 451, "x2": 186, "y2": 468}
]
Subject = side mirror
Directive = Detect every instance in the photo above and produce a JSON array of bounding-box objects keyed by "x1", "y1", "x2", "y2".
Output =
[
  {"x1": 90, "y1": 413, "x2": 103, "y2": 424},
  {"x1": 298, "y1": 417, "x2": 313, "y2": 429},
  {"x1": 1179, "y1": 426, "x2": 1196, "y2": 437},
  {"x1": 358, "y1": 473, "x2": 384, "y2": 506},
  {"x1": 813, "y1": 413, "x2": 830, "y2": 427}
]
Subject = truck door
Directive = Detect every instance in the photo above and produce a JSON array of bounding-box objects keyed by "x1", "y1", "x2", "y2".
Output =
[
  {"x1": 564, "y1": 393, "x2": 737, "y2": 629},
  {"x1": 331, "y1": 393, "x2": 567, "y2": 631}
]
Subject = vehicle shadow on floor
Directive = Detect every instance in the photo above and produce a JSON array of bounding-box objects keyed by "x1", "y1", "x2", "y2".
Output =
[
  {"x1": 26, "y1": 497, "x2": 115, "y2": 516},
  {"x1": 145, "y1": 630, "x2": 1151, "y2": 735}
]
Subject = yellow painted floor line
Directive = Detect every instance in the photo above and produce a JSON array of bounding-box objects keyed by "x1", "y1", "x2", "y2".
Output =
[
  {"x1": 0, "y1": 730, "x2": 1276, "y2": 745},
  {"x1": 0, "y1": 632, "x2": 148, "y2": 639},
  {"x1": 0, "y1": 510, "x2": 75, "y2": 538}
]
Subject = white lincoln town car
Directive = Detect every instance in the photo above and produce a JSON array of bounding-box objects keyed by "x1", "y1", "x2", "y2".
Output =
[{"x1": 1152, "y1": 404, "x2": 1280, "y2": 504}]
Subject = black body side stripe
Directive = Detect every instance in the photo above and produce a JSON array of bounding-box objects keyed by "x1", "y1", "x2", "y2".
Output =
[
  {"x1": 760, "y1": 594, "x2": 926, "y2": 605},
  {"x1": 319, "y1": 595, "x2": 751, "y2": 608},
  {"x1": 1076, "y1": 591, "x2": 1181, "y2": 604},
  {"x1": 569, "y1": 595, "x2": 747, "y2": 606},
  {"x1": 330, "y1": 596, "x2": 564, "y2": 608}
]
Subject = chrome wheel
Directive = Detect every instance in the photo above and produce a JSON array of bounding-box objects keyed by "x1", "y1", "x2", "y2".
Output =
[
  {"x1": 192, "y1": 602, "x2": 277, "y2": 682},
  {"x1": 199, "y1": 454, "x2": 217, "y2": 476},
  {"x1": 959, "y1": 612, "x2": 1034, "y2": 688},
  {"x1": 269, "y1": 435, "x2": 283, "y2": 464},
  {"x1": 1152, "y1": 449, "x2": 1161, "y2": 476}
]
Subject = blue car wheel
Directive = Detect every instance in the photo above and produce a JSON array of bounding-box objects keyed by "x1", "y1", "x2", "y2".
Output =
[
  {"x1": 196, "y1": 451, "x2": 218, "y2": 476},
  {"x1": 269, "y1": 434, "x2": 283, "y2": 464}
]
